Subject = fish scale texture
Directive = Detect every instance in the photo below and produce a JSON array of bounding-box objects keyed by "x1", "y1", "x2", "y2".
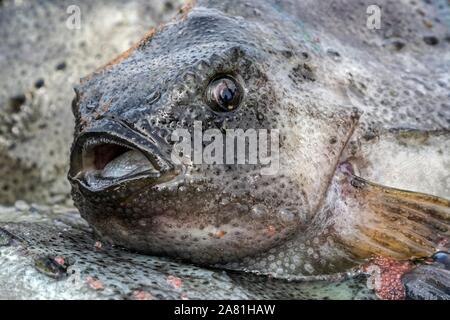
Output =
[{"x1": 0, "y1": 0, "x2": 449, "y2": 299}]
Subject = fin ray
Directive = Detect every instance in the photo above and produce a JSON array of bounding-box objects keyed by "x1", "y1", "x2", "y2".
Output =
[{"x1": 332, "y1": 174, "x2": 450, "y2": 260}]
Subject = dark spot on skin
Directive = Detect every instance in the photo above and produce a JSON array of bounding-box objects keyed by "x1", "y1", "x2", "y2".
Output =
[
  {"x1": 390, "y1": 39, "x2": 406, "y2": 51},
  {"x1": 326, "y1": 49, "x2": 342, "y2": 61},
  {"x1": 363, "y1": 131, "x2": 377, "y2": 141},
  {"x1": 416, "y1": 8, "x2": 426, "y2": 17},
  {"x1": 56, "y1": 62, "x2": 67, "y2": 70},
  {"x1": 164, "y1": 1, "x2": 174, "y2": 12},
  {"x1": 423, "y1": 35, "x2": 439, "y2": 46},
  {"x1": 34, "y1": 78, "x2": 45, "y2": 89},
  {"x1": 9, "y1": 94, "x2": 26, "y2": 112},
  {"x1": 329, "y1": 137, "x2": 337, "y2": 144},
  {"x1": 281, "y1": 50, "x2": 293, "y2": 58},
  {"x1": 350, "y1": 178, "x2": 365, "y2": 189}
]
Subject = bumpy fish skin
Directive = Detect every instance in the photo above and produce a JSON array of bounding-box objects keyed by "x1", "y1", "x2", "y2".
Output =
[
  {"x1": 70, "y1": 0, "x2": 358, "y2": 266},
  {"x1": 1, "y1": 0, "x2": 448, "y2": 300},
  {"x1": 0, "y1": 207, "x2": 377, "y2": 300},
  {"x1": 403, "y1": 265, "x2": 450, "y2": 300},
  {"x1": 69, "y1": 1, "x2": 449, "y2": 277},
  {"x1": 69, "y1": 0, "x2": 449, "y2": 279},
  {"x1": 2, "y1": 205, "x2": 450, "y2": 300}
]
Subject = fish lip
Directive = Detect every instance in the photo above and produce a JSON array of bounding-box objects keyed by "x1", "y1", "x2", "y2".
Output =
[{"x1": 68, "y1": 130, "x2": 176, "y2": 192}]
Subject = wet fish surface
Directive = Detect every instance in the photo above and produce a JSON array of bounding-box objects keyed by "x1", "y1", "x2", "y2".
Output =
[
  {"x1": 1, "y1": 205, "x2": 449, "y2": 299},
  {"x1": 0, "y1": 206, "x2": 377, "y2": 300},
  {"x1": 1, "y1": 0, "x2": 450, "y2": 299}
]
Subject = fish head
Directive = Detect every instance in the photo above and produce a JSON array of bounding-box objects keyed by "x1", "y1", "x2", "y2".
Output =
[{"x1": 68, "y1": 5, "x2": 358, "y2": 264}]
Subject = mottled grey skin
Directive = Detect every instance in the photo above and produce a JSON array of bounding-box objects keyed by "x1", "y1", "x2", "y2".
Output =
[
  {"x1": 0, "y1": 207, "x2": 377, "y2": 300},
  {"x1": 0, "y1": 0, "x2": 448, "y2": 300},
  {"x1": 69, "y1": 0, "x2": 449, "y2": 281},
  {"x1": 2, "y1": 205, "x2": 450, "y2": 299}
]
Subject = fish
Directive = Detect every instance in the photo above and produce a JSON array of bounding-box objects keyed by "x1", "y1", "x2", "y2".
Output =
[{"x1": 68, "y1": 0, "x2": 450, "y2": 284}]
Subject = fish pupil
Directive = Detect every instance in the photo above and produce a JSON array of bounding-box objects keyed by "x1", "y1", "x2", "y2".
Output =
[
  {"x1": 219, "y1": 86, "x2": 234, "y2": 103},
  {"x1": 207, "y1": 76, "x2": 242, "y2": 112}
]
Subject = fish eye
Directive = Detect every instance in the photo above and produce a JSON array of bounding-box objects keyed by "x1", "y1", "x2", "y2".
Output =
[{"x1": 206, "y1": 75, "x2": 243, "y2": 112}]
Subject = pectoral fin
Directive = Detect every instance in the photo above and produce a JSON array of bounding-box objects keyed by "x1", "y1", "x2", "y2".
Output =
[{"x1": 330, "y1": 169, "x2": 450, "y2": 261}]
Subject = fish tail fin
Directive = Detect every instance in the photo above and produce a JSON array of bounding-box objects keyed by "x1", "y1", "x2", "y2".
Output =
[{"x1": 333, "y1": 175, "x2": 450, "y2": 260}]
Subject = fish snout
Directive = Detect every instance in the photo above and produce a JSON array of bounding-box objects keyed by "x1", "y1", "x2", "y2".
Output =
[{"x1": 68, "y1": 121, "x2": 177, "y2": 192}]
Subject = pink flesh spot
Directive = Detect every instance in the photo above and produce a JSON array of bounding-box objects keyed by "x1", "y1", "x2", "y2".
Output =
[
  {"x1": 54, "y1": 256, "x2": 65, "y2": 266},
  {"x1": 133, "y1": 290, "x2": 154, "y2": 300},
  {"x1": 362, "y1": 256, "x2": 413, "y2": 300},
  {"x1": 86, "y1": 276, "x2": 104, "y2": 290},
  {"x1": 167, "y1": 275, "x2": 183, "y2": 289}
]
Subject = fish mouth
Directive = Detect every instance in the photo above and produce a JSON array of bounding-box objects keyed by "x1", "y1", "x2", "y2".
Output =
[{"x1": 69, "y1": 131, "x2": 176, "y2": 191}]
